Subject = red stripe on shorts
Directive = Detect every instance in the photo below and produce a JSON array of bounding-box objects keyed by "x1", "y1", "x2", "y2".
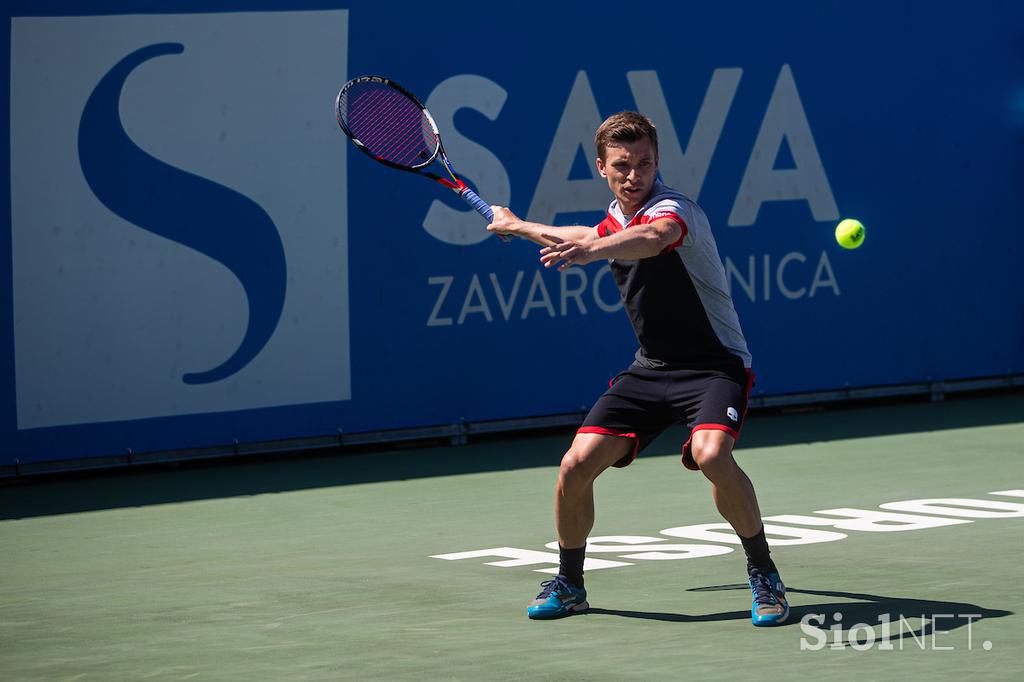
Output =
[{"x1": 577, "y1": 426, "x2": 640, "y2": 468}]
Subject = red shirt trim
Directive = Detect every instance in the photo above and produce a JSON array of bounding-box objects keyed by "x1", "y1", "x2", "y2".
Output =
[
  {"x1": 597, "y1": 211, "x2": 688, "y2": 254},
  {"x1": 597, "y1": 213, "x2": 622, "y2": 237},
  {"x1": 642, "y1": 212, "x2": 688, "y2": 253}
]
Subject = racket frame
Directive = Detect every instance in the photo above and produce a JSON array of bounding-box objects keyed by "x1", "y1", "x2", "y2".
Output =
[{"x1": 335, "y1": 75, "x2": 504, "y2": 236}]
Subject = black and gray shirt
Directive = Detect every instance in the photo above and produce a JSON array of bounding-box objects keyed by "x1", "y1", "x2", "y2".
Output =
[{"x1": 596, "y1": 180, "x2": 751, "y2": 373}]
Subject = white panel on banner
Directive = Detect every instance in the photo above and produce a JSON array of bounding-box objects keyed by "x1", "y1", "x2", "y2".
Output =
[{"x1": 10, "y1": 11, "x2": 350, "y2": 428}]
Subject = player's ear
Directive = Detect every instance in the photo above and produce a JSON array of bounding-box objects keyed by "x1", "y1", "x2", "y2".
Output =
[{"x1": 596, "y1": 157, "x2": 607, "y2": 178}]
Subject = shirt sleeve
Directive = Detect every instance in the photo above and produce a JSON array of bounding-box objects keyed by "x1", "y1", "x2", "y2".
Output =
[{"x1": 644, "y1": 199, "x2": 690, "y2": 252}]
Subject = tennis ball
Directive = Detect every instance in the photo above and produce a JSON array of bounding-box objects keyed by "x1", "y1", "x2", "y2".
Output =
[{"x1": 835, "y1": 218, "x2": 865, "y2": 249}]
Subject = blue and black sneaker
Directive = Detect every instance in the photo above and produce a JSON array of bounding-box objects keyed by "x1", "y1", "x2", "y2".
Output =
[
  {"x1": 527, "y1": 576, "x2": 589, "y2": 620},
  {"x1": 748, "y1": 567, "x2": 789, "y2": 626}
]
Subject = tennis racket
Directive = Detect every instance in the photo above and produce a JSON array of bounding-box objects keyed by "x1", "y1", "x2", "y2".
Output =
[{"x1": 335, "y1": 75, "x2": 509, "y2": 242}]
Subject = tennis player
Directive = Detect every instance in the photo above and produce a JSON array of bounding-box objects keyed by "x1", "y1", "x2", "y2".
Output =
[{"x1": 487, "y1": 111, "x2": 788, "y2": 626}]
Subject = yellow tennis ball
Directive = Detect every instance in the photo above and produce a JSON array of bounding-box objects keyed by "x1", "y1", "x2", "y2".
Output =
[{"x1": 835, "y1": 218, "x2": 865, "y2": 249}]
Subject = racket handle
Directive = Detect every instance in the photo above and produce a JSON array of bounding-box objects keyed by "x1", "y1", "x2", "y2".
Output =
[{"x1": 460, "y1": 187, "x2": 511, "y2": 243}]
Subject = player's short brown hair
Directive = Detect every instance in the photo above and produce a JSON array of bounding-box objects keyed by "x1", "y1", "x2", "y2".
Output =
[{"x1": 594, "y1": 111, "x2": 659, "y2": 161}]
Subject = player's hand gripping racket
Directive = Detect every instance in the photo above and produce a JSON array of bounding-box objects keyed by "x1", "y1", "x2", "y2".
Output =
[{"x1": 335, "y1": 75, "x2": 510, "y2": 242}]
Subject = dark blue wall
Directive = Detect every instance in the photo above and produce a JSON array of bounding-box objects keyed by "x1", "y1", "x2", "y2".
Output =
[{"x1": 4, "y1": 1, "x2": 1023, "y2": 466}]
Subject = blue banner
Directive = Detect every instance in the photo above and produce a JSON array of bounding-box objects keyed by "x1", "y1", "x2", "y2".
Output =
[{"x1": 3, "y1": 1, "x2": 1023, "y2": 467}]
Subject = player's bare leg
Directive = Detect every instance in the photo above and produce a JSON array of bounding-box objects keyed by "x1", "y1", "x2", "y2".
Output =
[
  {"x1": 527, "y1": 432, "x2": 631, "y2": 620},
  {"x1": 555, "y1": 432, "x2": 633, "y2": 547},
  {"x1": 689, "y1": 428, "x2": 789, "y2": 625},
  {"x1": 688, "y1": 429, "x2": 762, "y2": 536}
]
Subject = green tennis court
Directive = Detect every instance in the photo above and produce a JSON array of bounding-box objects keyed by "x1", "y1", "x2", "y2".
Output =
[{"x1": 3, "y1": 392, "x2": 1022, "y2": 680}]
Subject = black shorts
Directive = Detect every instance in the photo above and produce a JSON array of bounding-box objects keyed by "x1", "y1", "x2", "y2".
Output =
[{"x1": 578, "y1": 365, "x2": 754, "y2": 469}]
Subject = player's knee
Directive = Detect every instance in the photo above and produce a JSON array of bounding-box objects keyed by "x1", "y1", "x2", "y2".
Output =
[
  {"x1": 691, "y1": 439, "x2": 736, "y2": 479},
  {"x1": 558, "y1": 449, "x2": 591, "y2": 492},
  {"x1": 558, "y1": 450, "x2": 583, "y2": 479}
]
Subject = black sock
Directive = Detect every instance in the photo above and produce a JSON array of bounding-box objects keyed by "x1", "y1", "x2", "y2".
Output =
[
  {"x1": 558, "y1": 544, "x2": 586, "y2": 588},
  {"x1": 740, "y1": 526, "x2": 776, "y2": 574}
]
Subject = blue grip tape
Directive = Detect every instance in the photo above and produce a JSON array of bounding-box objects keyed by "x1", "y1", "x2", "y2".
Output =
[
  {"x1": 460, "y1": 186, "x2": 493, "y2": 221},
  {"x1": 460, "y1": 187, "x2": 511, "y2": 242}
]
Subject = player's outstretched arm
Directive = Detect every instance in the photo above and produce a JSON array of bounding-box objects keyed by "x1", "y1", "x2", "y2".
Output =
[
  {"x1": 539, "y1": 218, "x2": 682, "y2": 270},
  {"x1": 487, "y1": 206, "x2": 595, "y2": 247}
]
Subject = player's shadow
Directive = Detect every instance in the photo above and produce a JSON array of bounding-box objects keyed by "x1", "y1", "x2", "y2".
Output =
[{"x1": 585, "y1": 585, "x2": 1011, "y2": 645}]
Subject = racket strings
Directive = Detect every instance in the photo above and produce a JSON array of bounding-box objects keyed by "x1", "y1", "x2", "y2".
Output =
[
  {"x1": 357, "y1": 99, "x2": 430, "y2": 165},
  {"x1": 348, "y1": 89, "x2": 414, "y2": 147},
  {"x1": 341, "y1": 84, "x2": 437, "y2": 168}
]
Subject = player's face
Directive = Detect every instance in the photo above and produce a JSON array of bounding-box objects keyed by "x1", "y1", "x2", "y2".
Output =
[{"x1": 597, "y1": 138, "x2": 659, "y2": 216}]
